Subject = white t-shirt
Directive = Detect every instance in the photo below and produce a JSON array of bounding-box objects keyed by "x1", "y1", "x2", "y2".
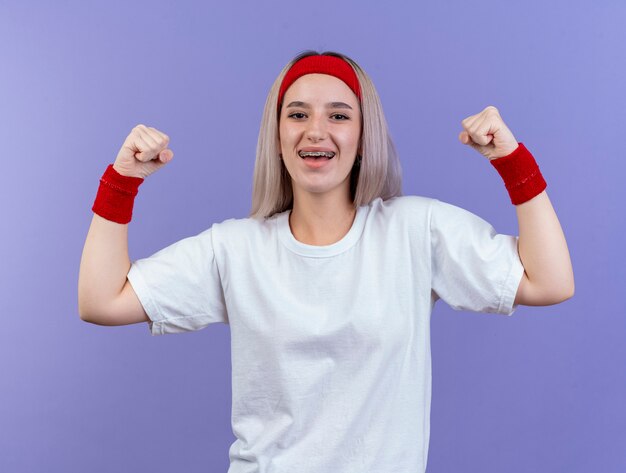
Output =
[{"x1": 127, "y1": 195, "x2": 524, "y2": 473}]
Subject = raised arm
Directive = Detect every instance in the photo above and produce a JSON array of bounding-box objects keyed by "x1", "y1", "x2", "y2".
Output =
[
  {"x1": 458, "y1": 106, "x2": 574, "y2": 306},
  {"x1": 78, "y1": 125, "x2": 174, "y2": 325},
  {"x1": 513, "y1": 190, "x2": 574, "y2": 305},
  {"x1": 78, "y1": 214, "x2": 147, "y2": 325}
]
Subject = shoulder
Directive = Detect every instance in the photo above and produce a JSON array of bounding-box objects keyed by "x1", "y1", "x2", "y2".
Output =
[
  {"x1": 210, "y1": 213, "x2": 278, "y2": 249},
  {"x1": 359, "y1": 196, "x2": 437, "y2": 240},
  {"x1": 427, "y1": 199, "x2": 500, "y2": 243},
  {"x1": 370, "y1": 195, "x2": 437, "y2": 221},
  {"x1": 386, "y1": 196, "x2": 474, "y2": 219},
  {"x1": 428, "y1": 198, "x2": 488, "y2": 226},
  {"x1": 212, "y1": 213, "x2": 276, "y2": 232},
  {"x1": 374, "y1": 196, "x2": 490, "y2": 234}
]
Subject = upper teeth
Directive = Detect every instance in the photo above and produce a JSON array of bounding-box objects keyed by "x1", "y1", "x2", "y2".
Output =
[{"x1": 299, "y1": 151, "x2": 335, "y2": 158}]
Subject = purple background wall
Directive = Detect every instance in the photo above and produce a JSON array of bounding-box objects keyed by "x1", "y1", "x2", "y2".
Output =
[{"x1": 1, "y1": 0, "x2": 624, "y2": 471}]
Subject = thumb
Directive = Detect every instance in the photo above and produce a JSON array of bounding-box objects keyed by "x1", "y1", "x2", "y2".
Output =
[
  {"x1": 143, "y1": 149, "x2": 173, "y2": 175},
  {"x1": 459, "y1": 130, "x2": 474, "y2": 145},
  {"x1": 460, "y1": 132, "x2": 495, "y2": 162},
  {"x1": 158, "y1": 149, "x2": 174, "y2": 163},
  {"x1": 459, "y1": 131, "x2": 485, "y2": 152}
]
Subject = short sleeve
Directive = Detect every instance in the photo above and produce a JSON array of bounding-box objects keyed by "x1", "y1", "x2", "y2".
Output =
[
  {"x1": 429, "y1": 199, "x2": 525, "y2": 315},
  {"x1": 127, "y1": 227, "x2": 228, "y2": 335}
]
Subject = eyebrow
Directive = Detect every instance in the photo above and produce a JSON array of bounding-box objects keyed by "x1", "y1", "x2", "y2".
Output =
[{"x1": 285, "y1": 101, "x2": 353, "y2": 110}]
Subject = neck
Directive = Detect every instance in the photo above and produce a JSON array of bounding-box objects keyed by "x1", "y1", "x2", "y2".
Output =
[{"x1": 289, "y1": 188, "x2": 357, "y2": 246}]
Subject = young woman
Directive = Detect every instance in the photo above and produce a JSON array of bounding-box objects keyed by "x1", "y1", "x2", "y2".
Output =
[{"x1": 78, "y1": 50, "x2": 574, "y2": 473}]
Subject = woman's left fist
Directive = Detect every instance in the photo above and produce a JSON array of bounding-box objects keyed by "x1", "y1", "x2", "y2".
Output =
[{"x1": 459, "y1": 106, "x2": 519, "y2": 160}]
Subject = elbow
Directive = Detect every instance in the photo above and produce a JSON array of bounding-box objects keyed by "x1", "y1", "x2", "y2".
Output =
[
  {"x1": 520, "y1": 278, "x2": 575, "y2": 306},
  {"x1": 550, "y1": 281, "x2": 575, "y2": 305},
  {"x1": 560, "y1": 272, "x2": 576, "y2": 302},
  {"x1": 78, "y1": 299, "x2": 94, "y2": 323},
  {"x1": 552, "y1": 289, "x2": 574, "y2": 305},
  {"x1": 563, "y1": 282, "x2": 575, "y2": 302},
  {"x1": 78, "y1": 294, "x2": 89, "y2": 321},
  {"x1": 78, "y1": 307, "x2": 107, "y2": 325},
  {"x1": 541, "y1": 269, "x2": 576, "y2": 305},
  {"x1": 78, "y1": 294, "x2": 119, "y2": 326},
  {"x1": 78, "y1": 286, "x2": 107, "y2": 324},
  {"x1": 78, "y1": 295, "x2": 103, "y2": 324},
  {"x1": 78, "y1": 283, "x2": 92, "y2": 322}
]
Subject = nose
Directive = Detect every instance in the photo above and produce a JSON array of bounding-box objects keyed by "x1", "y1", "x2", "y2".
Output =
[{"x1": 305, "y1": 114, "x2": 327, "y2": 142}]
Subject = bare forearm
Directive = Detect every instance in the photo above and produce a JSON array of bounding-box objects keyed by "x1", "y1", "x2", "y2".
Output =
[
  {"x1": 516, "y1": 190, "x2": 574, "y2": 300},
  {"x1": 78, "y1": 214, "x2": 131, "y2": 319}
]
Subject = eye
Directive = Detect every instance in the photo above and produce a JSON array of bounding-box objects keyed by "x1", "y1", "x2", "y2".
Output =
[
  {"x1": 287, "y1": 112, "x2": 306, "y2": 119},
  {"x1": 332, "y1": 114, "x2": 349, "y2": 120}
]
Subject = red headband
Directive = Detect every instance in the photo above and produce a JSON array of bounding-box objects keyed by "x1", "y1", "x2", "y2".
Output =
[{"x1": 277, "y1": 55, "x2": 362, "y2": 113}]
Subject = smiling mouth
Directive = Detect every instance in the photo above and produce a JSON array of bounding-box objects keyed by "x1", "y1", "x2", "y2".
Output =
[{"x1": 298, "y1": 151, "x2": 336, "y2": 159}]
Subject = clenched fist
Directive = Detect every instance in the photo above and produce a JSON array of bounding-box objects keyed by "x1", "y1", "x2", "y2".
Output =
[
  {"x1": 113, "y1": 124, "x2": 174, "y2": 179},
  {"x1": 458, "y1": 106, "x2": 519, "y2": 161}
]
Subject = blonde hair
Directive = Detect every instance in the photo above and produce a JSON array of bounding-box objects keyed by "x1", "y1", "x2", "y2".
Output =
[{"x1": 249, "y1": 50, "x2": 403, "y2": 219}]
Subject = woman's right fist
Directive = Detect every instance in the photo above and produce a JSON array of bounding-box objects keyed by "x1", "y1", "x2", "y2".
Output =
[{"x1": 113, "y1": 124, "x2": 174, "y2": 179}]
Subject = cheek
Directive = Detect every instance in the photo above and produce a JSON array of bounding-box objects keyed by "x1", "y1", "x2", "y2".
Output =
[
  {"x1": 339, "y1": 127, "x2": 361, "y2": 149},
  {"x1": 279, "y1": 123, "x2": 297, "y2": 144}
]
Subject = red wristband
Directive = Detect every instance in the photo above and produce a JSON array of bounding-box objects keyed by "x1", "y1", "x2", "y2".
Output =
[
  {"x1": 92, "y1": 165, "x2": 144, "y2": 224},
  {"x1": 490, "y1": 142, "x2": 547, "y2": 205}
]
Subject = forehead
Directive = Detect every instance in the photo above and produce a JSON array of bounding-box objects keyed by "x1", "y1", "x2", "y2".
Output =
[{"x1": 283, "y1": 73, "x2": 359, "y2": 105}]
